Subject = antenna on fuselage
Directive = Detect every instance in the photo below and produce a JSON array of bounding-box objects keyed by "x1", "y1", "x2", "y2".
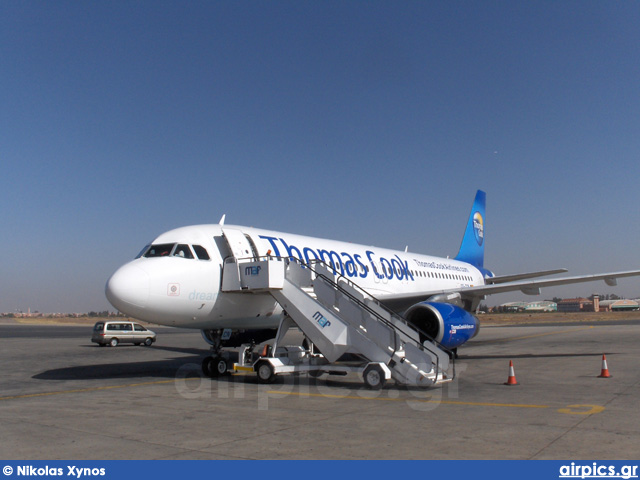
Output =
[{"x1": 219, "y1": 214, "x2": 226, "y2": 225}]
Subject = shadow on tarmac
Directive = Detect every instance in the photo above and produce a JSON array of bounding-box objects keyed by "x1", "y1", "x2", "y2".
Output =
[{"x1": 32, "y1": 355, "x2": 204, "y2": 381}]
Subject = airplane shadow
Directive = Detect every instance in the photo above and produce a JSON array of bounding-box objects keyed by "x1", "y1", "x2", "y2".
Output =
[
  {"x1": 32, "y1": 355, "x2": 205, "y2": 381},
  {"x1": 79, "y1": 344, "x2": 207, "y2": 356}
]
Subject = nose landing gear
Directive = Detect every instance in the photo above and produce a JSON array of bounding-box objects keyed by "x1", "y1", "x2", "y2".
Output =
[
  {"x1": 200, "y1": 329, "x2": 231, "y2": 377},
  {"x1": 202, "y1": 355, "x2": 229, "y2": 377}
]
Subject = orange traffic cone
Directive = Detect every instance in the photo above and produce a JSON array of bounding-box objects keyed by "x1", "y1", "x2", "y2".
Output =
[
  {"x1": 504, "y1": 360, "x2": 518, "y2": 385},
  {"x1": 598, "y1": 354, "x2": 611, "y2": 378}
]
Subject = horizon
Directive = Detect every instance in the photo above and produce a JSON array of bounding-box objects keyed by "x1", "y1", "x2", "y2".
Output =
[{"x1": 4, "y1": 292, "x2": 639, "y2": 317}]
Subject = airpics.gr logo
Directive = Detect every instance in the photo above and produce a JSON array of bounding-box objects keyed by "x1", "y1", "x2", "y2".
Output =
[{"x1": 473, "y1": 212, "x2": 484, "y2": 246}]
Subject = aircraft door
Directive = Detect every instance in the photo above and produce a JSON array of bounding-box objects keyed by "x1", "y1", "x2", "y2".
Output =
[{"x1": 221, "y1": 228, "x2": 256, "y2": 260}]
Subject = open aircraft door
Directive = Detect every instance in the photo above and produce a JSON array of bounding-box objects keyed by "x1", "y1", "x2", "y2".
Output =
[
  {"x1": 221, "y1": 228, "x2": 256, "y2": 260},
  {"x1": 220, "y1": 228, "x2": 260, "y2": 292}
]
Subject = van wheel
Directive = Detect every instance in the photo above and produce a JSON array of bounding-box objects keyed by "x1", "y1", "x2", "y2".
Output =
[
  {"x1": 109, "y1": 338, "x2": 119, "y2": 347},
  {"x1": 144, "y1": 338, "x2": 153, "y2": 346}
]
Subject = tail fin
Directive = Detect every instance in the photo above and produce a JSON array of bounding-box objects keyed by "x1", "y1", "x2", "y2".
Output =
[{"x1": 455, "y1": 190, "x2": 486, "y2": 268}]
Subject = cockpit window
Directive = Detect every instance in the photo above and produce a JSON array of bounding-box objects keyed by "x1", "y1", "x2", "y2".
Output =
[
  {"x1": 192, "y1": 245, "x2": 210, "y2": 260},
  {"x1": 173, "y1": 244, "x2": 194, "y2": 259},
  {"x1": 135, "y1": 244, "x2": 151, "y2": 259},
  {"x1": 144, "y1": 243, "x2": 175, "y2": 257}
]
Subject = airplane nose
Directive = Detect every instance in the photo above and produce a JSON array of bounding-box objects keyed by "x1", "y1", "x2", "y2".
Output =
[{"x1": 105, "y1": 264, "x2": 150, "y2": 313}]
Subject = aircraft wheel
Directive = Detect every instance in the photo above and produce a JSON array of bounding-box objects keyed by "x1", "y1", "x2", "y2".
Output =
[
  {"x1": 256, "y1": 361, "x2": 275, "y2": 384},
  {"x1": 363, "y1": 364, "x2": 385, "y2": 390},
  {"x1": 202, "y1": 356, "x2": 215, "y2": 377},
  {"x1": 212, "y1": 356, "x2": 228, "y2": 376},
  {"x1": 109, "y1": 338, "x2": 119, "y2": 348}
]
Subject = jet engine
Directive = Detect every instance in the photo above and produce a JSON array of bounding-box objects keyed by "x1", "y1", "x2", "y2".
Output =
[{"x1": 404, "y1": 302, "x2": 479, "y2": 350}]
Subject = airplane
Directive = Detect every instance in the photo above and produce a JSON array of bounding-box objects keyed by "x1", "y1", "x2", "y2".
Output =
[{"x1": 105, "y1": 190, "x2": 640, "y2": 378}]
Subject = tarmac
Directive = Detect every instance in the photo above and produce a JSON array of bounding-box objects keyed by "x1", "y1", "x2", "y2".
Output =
[{"x1": 1, "y1": 318, "x2": 639, "y2": 459}]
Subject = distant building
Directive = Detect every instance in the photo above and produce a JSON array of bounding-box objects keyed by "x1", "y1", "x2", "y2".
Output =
[
  {"x1": 497, "y1": 301, "x2": 557, "y2": 312},
  {"x1": 497, "y1": 297, "x2": 638, "y2": 314},
  {"x1": 598, "y1": 299, "x2": 639, "y2": 311},
  {"x1": 557, "y1": 298, "x2": 592, "y2": 313},
  {"x1": 524, "y1": 301, "x2": 557, "y2": 312},
  {"x1": 498, "y1": 302, "x2": 529, "y2": 312}
]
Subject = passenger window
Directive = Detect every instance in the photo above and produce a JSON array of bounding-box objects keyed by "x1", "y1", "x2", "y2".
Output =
[
  {"x1": 94, "y1": 323, "x2": 104, "y2": 331},
  {"x1": 173, "y1": 244, "x2": 194, "y2": 259},
  {"x1": 134, "y1": 324, "x2": 145, "y2": 331},
  {"x1": 144, "y1": 244, "x2": 175, "y2": 257},
  {"x1": 122, "y1": 324, "x2": 132, "y2": 331},
  {"x1": 193, "y1": 245, "x2": 211, "y2": 260}
]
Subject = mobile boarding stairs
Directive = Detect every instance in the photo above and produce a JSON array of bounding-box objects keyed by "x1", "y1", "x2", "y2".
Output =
[{"x1": 219, "y1": 257, "x2": 455, "y2": 389}]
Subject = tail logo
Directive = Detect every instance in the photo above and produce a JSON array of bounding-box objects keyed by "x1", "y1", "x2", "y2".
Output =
[{"x1": 473, "y1": 212, "x2": 484, "y2": 246}]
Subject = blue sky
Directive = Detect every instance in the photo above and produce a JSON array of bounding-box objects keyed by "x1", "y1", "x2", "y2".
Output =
[{"x1": 2, "y1": 2, "x2": 640, "y2": 313}]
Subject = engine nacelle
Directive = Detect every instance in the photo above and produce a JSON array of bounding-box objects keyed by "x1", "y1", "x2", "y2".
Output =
[{"x1": 404, "y1": 302, "x2": 479, "y2": 350}]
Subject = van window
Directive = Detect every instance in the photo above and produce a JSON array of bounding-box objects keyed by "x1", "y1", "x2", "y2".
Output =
[
  {"x1": 107, "y1": 323, "x2": 131, "y2": 331},
  {"x1": 134, "y1": 324, "x2": 146, "y2": 332},
  {"x1": 94, "y1": 323, "x2": 104, "y2": 332}
]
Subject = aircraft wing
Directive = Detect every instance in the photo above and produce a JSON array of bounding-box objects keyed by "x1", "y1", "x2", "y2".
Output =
[
  {"x1": 485, "y1": 268, "x2": 568, "y2": 284},
  {"x1": 379, "y1": 269, "x2": 640, "y2": 312}
]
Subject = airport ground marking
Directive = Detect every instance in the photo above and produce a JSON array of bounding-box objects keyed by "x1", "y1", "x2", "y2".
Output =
[
  {"x1": 267, "y1": 391, "x2": 605, "y2": 415},
  {"x1": 557, "y1": 404, "x2": 605, "y2": 415},
  {"x1": 0, "y1": 380, "x2": 606, "y2": 416},
  {"x1": 0, "y1": 379, "x2": 175, "y2": 401}
]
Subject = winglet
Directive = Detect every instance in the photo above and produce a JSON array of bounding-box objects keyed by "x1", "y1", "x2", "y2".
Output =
[
  {"x1": 219, "y1": 214, "x2": 226, "y2": 226},
  {"x1": 455, "y1": 190, "x2": 486, "y2": 269}
]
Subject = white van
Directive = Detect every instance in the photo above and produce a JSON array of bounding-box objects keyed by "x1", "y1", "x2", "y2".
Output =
[{"x1": 91, "y1": 321, "x2": 156, "y2": 347}]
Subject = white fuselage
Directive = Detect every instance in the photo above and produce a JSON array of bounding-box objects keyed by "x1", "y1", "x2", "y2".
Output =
[{"x1": 106, "y1": 224, "x2": 485, "y2": 329}]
